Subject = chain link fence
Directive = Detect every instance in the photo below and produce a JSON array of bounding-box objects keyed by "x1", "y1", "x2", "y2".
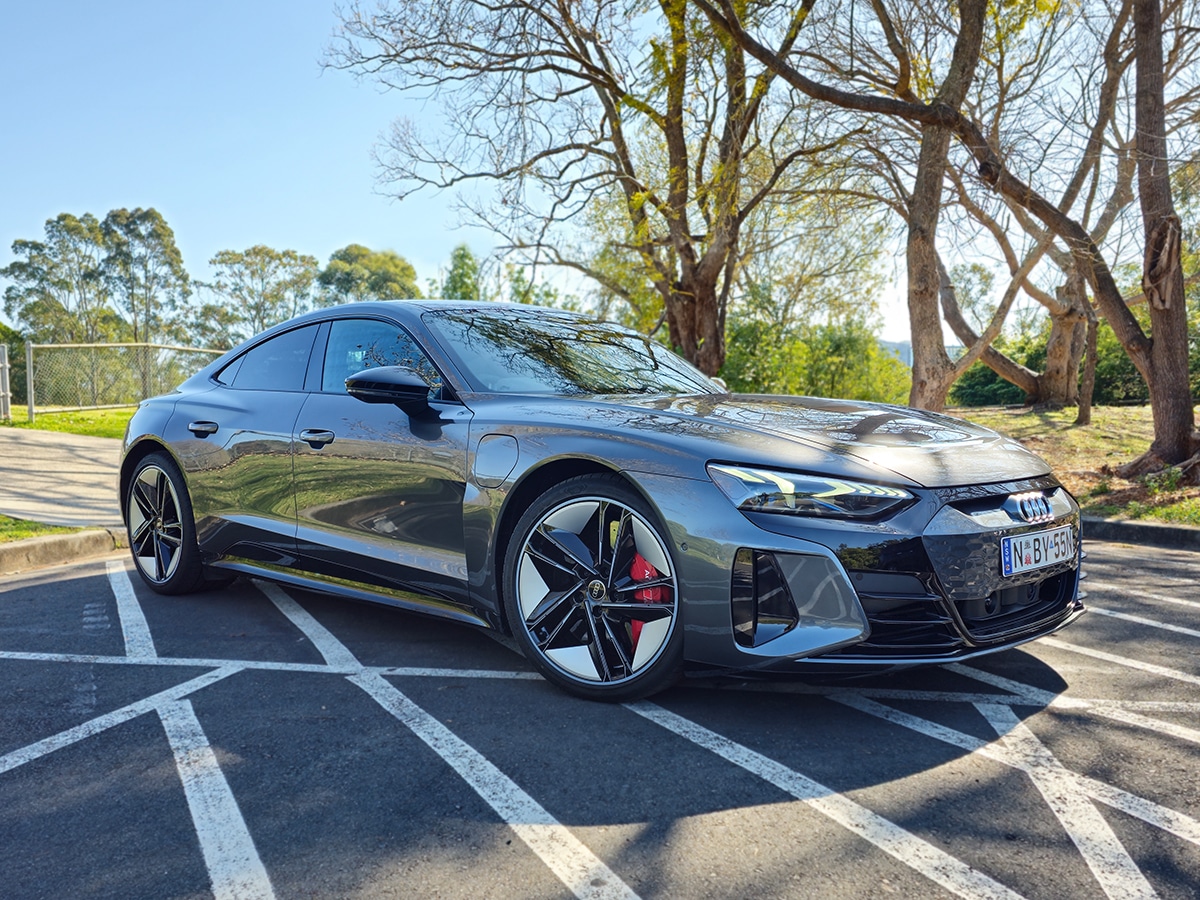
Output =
[{"x1": 25, "y1": 342, "x2": 224, "y2": 422}]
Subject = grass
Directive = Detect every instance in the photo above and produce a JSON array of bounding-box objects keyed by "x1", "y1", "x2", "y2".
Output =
[
  {"x1": 2, "y1": 404, "x2": 134, "y2": 440},
  {"x1": 952, "y1": 404, "x2": 1200, "y2": 525},
  {"x1": 0, "y1": 514, "x2": 78, "y2": 542}
]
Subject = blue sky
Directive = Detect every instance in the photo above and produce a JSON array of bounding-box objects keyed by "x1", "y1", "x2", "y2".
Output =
[
  {"x1": 0, "y1": 0, "x2": 496, "y2": 327},
  {"x1": 0, "y1": 1, "x2": 911, "y2": 339}
]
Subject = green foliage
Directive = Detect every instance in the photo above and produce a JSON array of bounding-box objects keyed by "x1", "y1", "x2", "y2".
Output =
[
  {"x1": 0, "y1": 321, "x2": 27, "y2": 404},
  {"x1": 441, "y1": 244, "x2": 481, "y2": 300},
  {"x1": 949, "y1": 317, "x2": 1150, "y2": 407},
  {"x1": 505, "y1": 264, "x2": 580, "y2": 310},
  {"x1": 2, "y1": 213, "x2": 127, "y2": 343},
  {"x1": 722, "y1": 314, "x2": 909, "y2": 403},
  {"x1": 1143, "y1": 466, "x2": 1184, "y2": 495},
  {"x1": 101, "y1": 208, "x2": 190, "y2": 343},
  {"x1": 203, "y1": 245, "x2": 319, "y2": 345},
  {"x1": 317, "y1": 244, "x2": 421, "y2": 304},
  {"x1": 0, "y1": 514, "x2": 76, "y2": 543}
]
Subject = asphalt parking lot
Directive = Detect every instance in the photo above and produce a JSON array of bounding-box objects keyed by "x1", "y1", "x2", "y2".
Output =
[{"x1": 2, "y1": 540, "x2": 1198, "y2": 899}]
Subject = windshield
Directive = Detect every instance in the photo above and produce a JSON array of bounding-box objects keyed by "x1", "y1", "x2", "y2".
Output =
[{"x1": 422, "y1": 307, "x2": 718, "y2": 396}]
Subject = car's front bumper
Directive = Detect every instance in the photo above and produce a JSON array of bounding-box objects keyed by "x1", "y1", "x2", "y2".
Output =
[{"x1": 631, "y1": 470, "x2": 1084, "y2": 674}]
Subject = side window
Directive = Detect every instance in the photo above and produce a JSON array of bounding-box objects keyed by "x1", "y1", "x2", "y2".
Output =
[
  {"x1": 225, "y1": 325, "x2": 318, "y2": 392},
  {"x1": 321, "y1": 319, "x2": 443, "y2": 394}
]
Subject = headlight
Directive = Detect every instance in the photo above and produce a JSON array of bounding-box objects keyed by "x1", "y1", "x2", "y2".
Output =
[{"x1": 707, "y1": 464, "x2": 914, "y2": 519}]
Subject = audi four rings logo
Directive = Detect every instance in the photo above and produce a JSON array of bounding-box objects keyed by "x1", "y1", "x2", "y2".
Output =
[{"x1": 1011, "y1": 491, "x2": 1053, "y2": 523}]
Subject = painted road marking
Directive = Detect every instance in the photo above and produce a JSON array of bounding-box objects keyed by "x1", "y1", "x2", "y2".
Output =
[
  {"x1": 626, "y1": 701, "x2": 1024, "y2": 900},
  {"x1": 0, "y1": 667, "x2": 241, "y2": 775},
  {"x1": 1039, "y1": 638, "x2": 1200, "y2": 689},
  {"x1": 106, "y1": 559, "x2": 157, "y2": 658},
  {"x1": 832, "y1": 694, "x2": 1200, "y2": 848},
  {"x1": 265, "y1": 584, "x2": 641, "y2": 900},
  {"x1": 253, "y1": 581, "x2": 362, "y2": 670},
  {"x1": 159, "y1": 699, "x2": 275, "y2": 900},
  {"x1": 1088, "y1": 607, "x2": 1200, "y2": 640},
  {"x1": 976, "y1": 703, "x2": 1156, "y2": 900},
  {"x1": 353, "y1": 672, "x2": 640, "y2": 900}
]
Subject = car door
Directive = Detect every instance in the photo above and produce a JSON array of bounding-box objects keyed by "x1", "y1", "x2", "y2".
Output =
[
  {"x1": 290, "y1": 317, "x2": 475, "y2": 610},
  {"x1": 168, "y1": 323, "x2": 319, "y2": 563}
]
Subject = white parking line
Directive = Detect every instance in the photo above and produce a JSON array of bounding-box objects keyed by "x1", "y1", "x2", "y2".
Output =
[
  {"x1": 0, "y1": 667, "x2": 241, "y2": 775},
  {"x1": 261, "y1": 584, "x2": 640, "y2": 900},
  {"x1": 832, "y1": 694, "x2": 1200, "y2": 848},
  {"x1": 1086, "y1": 587, "x2": 1200, "y2": 612},
  {"x1": 159, "y1": 700, "x2": 275, "y2": 900},
  {"x1": 1088, "y1": 607, "x2": 1200, "y2": 640},
  {"x1": 976, "y1": 704, "x2": 1156, "y2": 900},
  {"x1": 106, "y1": 559, "x2": 157, "y2": 658},
  {"x1": 1039, "y1": 638, "x2": 1200, "y2": 689},
  {"x1": 353, "y1": 672, "x2": 640, "y2": 900},
  {"x1": 626, "y1": 701, "x2": 1024, "y2": 900},
  {"x1": 253, "y1": 581, "x2": 361, "y2": 670}
]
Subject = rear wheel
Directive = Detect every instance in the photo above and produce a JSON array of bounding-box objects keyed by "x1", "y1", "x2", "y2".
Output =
[
  {"x1": 125, "y1": 453, "x2": 208, "y2": 595},
  {"x1": 503, "y1": 474, "x2": 683, "y2": 701}
]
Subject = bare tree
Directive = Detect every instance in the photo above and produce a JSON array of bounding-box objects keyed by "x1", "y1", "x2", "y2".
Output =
[
  {"x1": 328, "y1": 0, "x2": 862, "y2": 374},
  {"x1": 697, "y1": 0, "x2": 1197, "y2": 468}
]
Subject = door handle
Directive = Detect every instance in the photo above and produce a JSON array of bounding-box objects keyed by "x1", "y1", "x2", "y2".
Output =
[
  {"x1": 188, "y1": 421, "x2": 219, "y2": 436},
  {"x1": 299, "y1": 429, "x2": 336, "y2": 448}
]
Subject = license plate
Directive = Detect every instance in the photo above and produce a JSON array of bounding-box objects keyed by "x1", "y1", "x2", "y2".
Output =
[{"x1": 1001, "y1": 525, "x2": 1075, "y2": 577}]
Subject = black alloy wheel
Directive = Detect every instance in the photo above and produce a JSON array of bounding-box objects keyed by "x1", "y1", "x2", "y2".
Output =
[
  {"x1": 504, "y1": 473, "x2": 683, "y2": 701},
  {"x1": 126, "y1": 452, "x2": 208, "y2": 595}
]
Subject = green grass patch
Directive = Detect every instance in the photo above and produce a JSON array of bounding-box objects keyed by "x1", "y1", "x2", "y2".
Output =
[
  {"x1": 2, "y1": 405, "x2": 134, "y2": 440},
  {"x1": 0, "y1": 514, "x2": 78, "y2": 543}
]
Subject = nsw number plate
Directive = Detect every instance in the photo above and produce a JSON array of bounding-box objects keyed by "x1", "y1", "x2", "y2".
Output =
[{"x1": 1001, "y1": 525, "x2": 1074, "y2": 577}]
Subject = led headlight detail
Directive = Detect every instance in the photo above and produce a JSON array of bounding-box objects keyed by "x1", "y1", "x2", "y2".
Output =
[{"x1": 708, "y1": 464, "x2": 914, "y2": 519}]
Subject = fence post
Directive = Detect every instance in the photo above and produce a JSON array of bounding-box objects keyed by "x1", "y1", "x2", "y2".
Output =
[
  {"x1": 0, "y1": 344, "x2": 9, "y2": 423},
  {"x1": 25, "y1": 340, "x2": 35, "y2": 423}
]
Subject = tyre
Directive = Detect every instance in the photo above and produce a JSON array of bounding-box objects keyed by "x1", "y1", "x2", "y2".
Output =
[
  {"x1": 503, "y1": 473, "x2": 683, "y2": 701},
  {"x1": 125, "y1": 452, "x2": 209, "y2": 595}
]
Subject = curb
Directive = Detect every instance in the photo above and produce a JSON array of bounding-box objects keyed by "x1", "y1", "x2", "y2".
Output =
[
  {"x1": 1082, "y1": 516, "x2": 1200, "y2": 551},
  {"x1": 0, "y1": 528, "x2": 127, "y2": 576}
]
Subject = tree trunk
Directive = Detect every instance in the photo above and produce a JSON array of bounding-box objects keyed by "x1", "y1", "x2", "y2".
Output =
[
  {"x1": 1039, "y1": 271, "x2": 1089, "y2": 407},
  {"x1": 1130, "y1": 0, "x2": 1194, "y2": 468},
  {"x1": 664, "y1": 274, "x2": 726, "y2": 376},
  {"x1": 1075, "y1": 311, "x2": 1099, "y2": 426},
  {"x1": 906, "y1": 122, "x2": 958, "y2": 411}
]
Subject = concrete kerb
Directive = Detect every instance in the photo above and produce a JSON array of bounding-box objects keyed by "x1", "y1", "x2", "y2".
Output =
[
  {"x1": 0, "y1": 527, "x2": 127, "y2": 576},
  {"x1": 1081, "y1": 516, "x2": 1200, "y2": 551}
]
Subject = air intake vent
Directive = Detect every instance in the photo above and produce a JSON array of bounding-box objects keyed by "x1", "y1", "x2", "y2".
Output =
[{"x1": 731, "y1": 549, "x2": 799, "y2": 648}]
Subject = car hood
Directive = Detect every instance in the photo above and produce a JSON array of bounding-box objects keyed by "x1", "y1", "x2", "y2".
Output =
[{"x1": 604, "y1": 394, "x2": 1050, "y2": 488}]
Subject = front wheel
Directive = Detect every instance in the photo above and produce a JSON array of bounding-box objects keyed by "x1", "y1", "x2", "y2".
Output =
[
  {"x1": 503, "y1": 474, "x2": 683, "y2": 701},
  {"x1": 125, "y1": 452, "x2": 208, "y2": 595}
]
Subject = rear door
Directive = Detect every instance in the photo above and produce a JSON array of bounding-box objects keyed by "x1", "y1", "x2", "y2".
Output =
[{"x1": 290, "y1": 317, "x2": 474, "y2": 609}]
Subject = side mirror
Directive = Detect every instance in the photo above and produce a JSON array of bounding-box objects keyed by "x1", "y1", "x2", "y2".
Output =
[
  {"x1": 711, "y1": 376, "x2": 729, "y2": 393},
  {"x1": 346, "y1": 366, "x2": 431, "y2": 413}
]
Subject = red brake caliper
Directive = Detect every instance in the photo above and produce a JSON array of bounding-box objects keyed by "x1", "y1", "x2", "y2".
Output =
[{"x1": 629, "y1": 552, "x2": 666, "y2": 649}]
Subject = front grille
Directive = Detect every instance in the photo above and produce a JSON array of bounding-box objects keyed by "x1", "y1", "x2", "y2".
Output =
[
  {"x1": 831, "y1": 572, "x2": 965, "y2": 658},
  {"x1": 824, "y1": 564, "x2": 1079, "y2": 661},
  {"x1": 957, "y1": 568, "x2": 1078, "y2": 641}
]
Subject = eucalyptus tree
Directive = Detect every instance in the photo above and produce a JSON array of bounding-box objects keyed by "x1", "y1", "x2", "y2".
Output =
[
  {"x1": 328, "y1": 0, "x2": 861, "y2": 374},
  {"x1": 101, "y1": 208, "x2": 190, "y2": 344},
  {"x1": 207, "y1": 245, "x2": 319, "y2": 337},
  {"x1": 316, "y1": 244, "x2": 421, "y2": 304},
  {"x1": 698, "y1": 0, "x2": 1197, "y2": 469},
  {"x1": 1, "y1": 213, "x2": 123, "y2": 342},
  {"x1": 441, "y1": 244, "x2": 482, "y2": 300}
]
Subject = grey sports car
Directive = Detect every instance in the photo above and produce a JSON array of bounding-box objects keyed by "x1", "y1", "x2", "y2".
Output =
[{"x1": 120, "y1": 301, "x2": 1084, "y2": 700}]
